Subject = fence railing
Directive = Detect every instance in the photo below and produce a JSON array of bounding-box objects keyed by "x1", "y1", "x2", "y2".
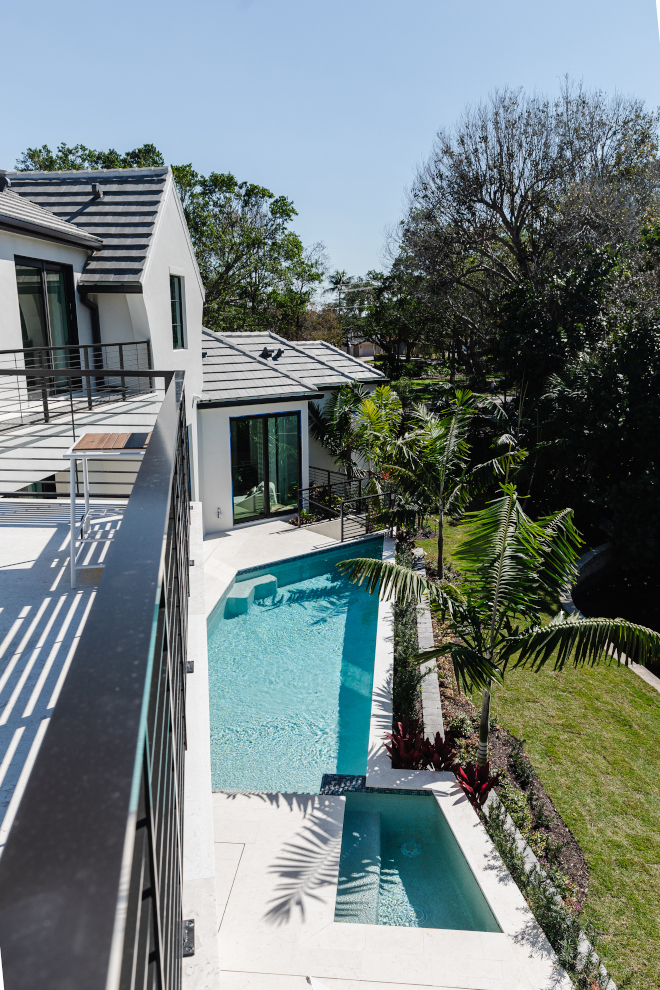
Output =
[
  {"x1": 297, "y1": 478, "x2": 398, "y2": 541},
  {"x1": 339, "y1": 491, "x2": 398, "y2": 541},
  {"x1": 0, "y1": 341, "x2": 153, "y2": 432},
  {"x1": 0, "y1": 366, "x2": 171, "y2": 499},
  {"x1": 308, "y1": 464, "x2": 352, "y2": 488},
  {"x1": 0, "y1": 372, "x2": 190, "y2": 990}
]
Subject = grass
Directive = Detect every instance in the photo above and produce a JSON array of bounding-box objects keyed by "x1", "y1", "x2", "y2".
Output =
[
  {"x1": 414, "y1": 516, "x2": 469, "y2": 573},
  {"x1": 490, "y1": 663, "x2": 660, "y2": 990},
  {"x1": 426, "y1": 519, "x2": 660, "y2": 988}
]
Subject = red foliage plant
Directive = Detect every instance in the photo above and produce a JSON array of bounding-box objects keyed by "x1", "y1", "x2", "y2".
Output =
[
  {"x1": 385, "y1": 717, "x2": 457, "y2": 771},
  {"x1": 455, "y1": 761, "x2": 501, "y2": 810}
]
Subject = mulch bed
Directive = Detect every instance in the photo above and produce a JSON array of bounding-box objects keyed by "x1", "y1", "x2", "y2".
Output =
[{"x1": 430, "y1": 609, "x2": 590, "y2": 907}]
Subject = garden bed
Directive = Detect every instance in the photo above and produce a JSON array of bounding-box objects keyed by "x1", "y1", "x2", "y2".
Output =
[{"x1": 430, "y1": 614, "x2": 589, "y2": 908}]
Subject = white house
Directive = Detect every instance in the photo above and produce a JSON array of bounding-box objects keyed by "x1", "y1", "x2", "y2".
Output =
[
  {"x1": 0, "y1": 166, "x2": 385, "y2": 528},
  {"x1": 0, "y1": 166, "x2": 204, "y2": 492},
  {"x1": 196, "y1": 329, "x2": 385, "y2": 535}
]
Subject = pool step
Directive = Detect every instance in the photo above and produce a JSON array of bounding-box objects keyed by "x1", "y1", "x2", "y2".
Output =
[
  {"x1": 225, "y1": 575, "x2": 278, "y2": 616},
  {"x1": 334, "y1": 809, "x2": 381, "y2": 925}
]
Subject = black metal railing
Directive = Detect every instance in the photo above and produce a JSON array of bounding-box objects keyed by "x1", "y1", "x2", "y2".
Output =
[
  {"x1": 0, "y1": 341, "x2": 153, "y2": 432},
  {"x1": 0, "y1": 373, "x2": 190, "y2": 990},
  {"x1": 308, "y1": 464, "x2": 352, "y2": 488},
  {"x1": 339, "y1": 491, "x2": 398, "y2": 541},
  {"x1": 297, "y1": 473, "x2": 396, "y2": 527},
  {"x1": 0, "y1": 366, "x2": 170, "y2": 498},
  {"x1": 297, "y1": 477, "x2": 398, "y2": 542}
]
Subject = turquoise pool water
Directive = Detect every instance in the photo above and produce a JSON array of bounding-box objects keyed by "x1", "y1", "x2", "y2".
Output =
[
  {"x1": 207, "y1": 539, "x2": 382, "y2": 793},
  {"x1": 335, "y1": 792, "x2": 501, "y2": 931}
]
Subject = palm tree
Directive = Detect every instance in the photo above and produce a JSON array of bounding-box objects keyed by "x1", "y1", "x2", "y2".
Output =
[
  {"x1": 388, "y1": 391, "x2": 519, "y2": 579},
  {"x1": 337, "y1": 484, "x2": 660, "y2": 767}
]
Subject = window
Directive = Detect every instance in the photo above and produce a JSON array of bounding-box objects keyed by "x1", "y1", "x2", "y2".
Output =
[
  {"x1": 170, "y1": 275, "x2": 185, "y2": 349},
  {"x1": 230, "y1": 413, "x2": 301, "y2": 524},
  {"x1": 15, "y1": 257, "x2": 78, "y2": 353}
]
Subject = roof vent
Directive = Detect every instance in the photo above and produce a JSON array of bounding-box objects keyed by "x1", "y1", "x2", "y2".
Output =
[
  {"x1": 0, "y1": 171, "x2": 11, "y2": 193},
  {"x1": 91, "y1": 182, "x2": 104, "y2": 200},
  {"x1": 273, "y1": 348, "x2": 283, "y2": 359},
  {"x1": 260, "y1": 347, "x2": 273, "y2": 359},
  {"x1": 202, "y1": 351, "x2": 208, "y2": 358}
]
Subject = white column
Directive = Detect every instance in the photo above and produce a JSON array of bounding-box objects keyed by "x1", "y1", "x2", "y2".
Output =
[
  {"x1": 83, "y1": 457, "x2": 90, "y2": 535},
  {"x1": 70, "y1": 458, "x2": 76, "y2": 589}
]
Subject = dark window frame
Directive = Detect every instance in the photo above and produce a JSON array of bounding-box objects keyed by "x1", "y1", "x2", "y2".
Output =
[
  {"x1": 170, "y1": 274, "x2": 186, "y2": 349},
  {"x1": 14, "y1": 255, "x2": 79, "y2": 349},
  {"x1": 229, "y1": 410, "x2": 302, "y2": 525}
]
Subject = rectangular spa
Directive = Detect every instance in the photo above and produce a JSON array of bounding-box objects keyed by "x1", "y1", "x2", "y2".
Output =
[
  {"x1": 335, "y1": 792, "x2": 501, "y2": 932},
  {"x1": 207, "y1": 538, "x2": 383, "y2": 793}
]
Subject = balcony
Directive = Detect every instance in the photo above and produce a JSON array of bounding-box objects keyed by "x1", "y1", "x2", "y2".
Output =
[
  {"x1": 0, "y1": 343, "x2": 162, "y2": 498},
  {"x1": 0, "y1": 369, "x2": 190, "y2": 989}
]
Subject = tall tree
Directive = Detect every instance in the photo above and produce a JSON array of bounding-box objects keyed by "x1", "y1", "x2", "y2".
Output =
[
  {"x1": 17, "y1": 142, "x2": 165, "y2": 171},
  {"x1": 172, "y1": 166, "x2": 325, "y2": 333},
  {"x1": 399, "y1": 80, "x2": 660, "y2": 385}
]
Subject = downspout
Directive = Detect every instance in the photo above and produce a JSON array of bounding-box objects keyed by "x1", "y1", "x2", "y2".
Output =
[{"x1": 77, "y1": 287, "x2": 101, "y2": 344}]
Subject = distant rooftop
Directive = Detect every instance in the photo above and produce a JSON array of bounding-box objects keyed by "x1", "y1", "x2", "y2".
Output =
[
  {"x1": 199, "y1": 330, "x2": 385, "y2": 406},
  {"x1": 5, "y1": 167, "x2": 170, "y2": 291}
]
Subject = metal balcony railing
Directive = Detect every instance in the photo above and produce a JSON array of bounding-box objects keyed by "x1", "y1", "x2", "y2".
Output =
[
  {"x1": 0, "y1": 372, "x2": 190, "y2": 990},
  {"x1": 297, "y1": 474, "x2": 399, "y2": 541},
  {"x1": 0, "y1": 341, "x2": 153, "y2": 432}
]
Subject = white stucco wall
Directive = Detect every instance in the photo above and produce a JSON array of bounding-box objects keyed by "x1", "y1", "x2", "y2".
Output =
[
  {"x1": 197, "y1": 400, "x2": 310, "y2": 537},
  {"x1": 141, "y1": 175, "x2": 204, "y2": 412},
  {"x1": 0, "y1": 230, "x2": 94, "y2": 351},
  {"x1": 138, "y1": 173, "x2": 205, "y2": 496}
]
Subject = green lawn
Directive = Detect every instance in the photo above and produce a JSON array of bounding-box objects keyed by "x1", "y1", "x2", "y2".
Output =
[
  {"x1": 491, "y1": 664, "x2": 660, "y2": 990},
  {"x1": 422, "y1": 519, "x2": 660, "y2": 988},
  {"x1": 414, "y1": 516, "x2": 469, "y2": 572}
]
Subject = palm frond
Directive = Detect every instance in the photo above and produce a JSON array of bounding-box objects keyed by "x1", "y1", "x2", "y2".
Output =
[
  {"x1": 454, "y1": 486, "x2": 541, "y2": 624},
  {"x1": 535, "y1": 507, "x2": 582, "y2": 598},
  {"x1": 502, "y1": 610, "x2": 660, "y2": 670},
  {"x1": 336, "y1": 557, "x2": 453, "y2": 608},
  {"x1": 412, "y1": 644, "x2": 501, "y2": 693}
]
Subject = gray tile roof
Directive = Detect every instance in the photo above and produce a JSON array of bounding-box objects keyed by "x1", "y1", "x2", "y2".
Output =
[
  {"x1": 0, "y1": 188, "x2": 103, "y2": 250},
  {"x1": 6, "y1": 167, "x2": 169, "y2": 289},
  {"x1": 200, "y1": 331, "x2": 319, "y2": 405},
  {"x1": 200, "y1": 330, "x2": 386, "y2": 406},
  {"x1": 295, "y1": 339, "x2": 386, "y2": 382},
  {"x1": 226, "y1": 331, "x2": 364, "y2": 388}
]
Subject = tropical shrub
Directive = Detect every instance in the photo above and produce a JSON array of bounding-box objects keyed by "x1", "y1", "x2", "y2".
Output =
[
  {"x1": 385, "y1": 717, "x2": 457, "y2": 771},
  {"x1": 446, "y1": 713, "x2": 474, "y2": 739},
  {"x1": 509, "y1": 739, "x2": 534, "y2": 788},
  {"x1": 455, "y1": 761, "x2": 501, "y2": 809}
]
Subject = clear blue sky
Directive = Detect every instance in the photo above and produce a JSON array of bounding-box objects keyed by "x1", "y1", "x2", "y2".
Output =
[{"x1": 2, "y1": 0, "x2": 659, "y2": 277}]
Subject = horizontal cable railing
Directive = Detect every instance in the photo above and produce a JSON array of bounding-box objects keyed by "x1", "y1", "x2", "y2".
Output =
[
  {"x1": 0, "y1": 372, "x2": 190, "y2": 990},
  {"x1": 0, "y1": 366, "x2": 172, "y2": 499},
  {"x1": 308, "y1": 464, "x2": 352, "y2": 488},
  {"x1": 296, "y1": 474, "x2": 396, "y2": 522},
  {"x1": 0, "y1": 342, "x2": 153, "y2": 433},
  {"x1": 297, "y1": 477, "x2": 399, "y2": 542}
]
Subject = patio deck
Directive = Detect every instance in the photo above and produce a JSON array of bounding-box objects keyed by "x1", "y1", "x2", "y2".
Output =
[{"x1": 0, "y1": 498, "x2": 123, "y2": 855}]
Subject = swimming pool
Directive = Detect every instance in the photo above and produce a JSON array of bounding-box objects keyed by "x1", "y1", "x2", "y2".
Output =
[
  {"x1": 207, "y1": 538, "x2": 383, "y2": 793},
  {"x1": 335, "y1": 791, "x2": 501, "y2": 931}
]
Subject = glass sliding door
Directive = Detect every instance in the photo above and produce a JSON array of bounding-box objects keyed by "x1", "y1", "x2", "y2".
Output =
[
  {"x1": 230, "y1": 412, "x2": 301, "y2": 524},
  {"x1": 267, "y1": 414, "x2": 299, "y2": 513},
  {"x1": 15, "y1": 257, "x2": 79, "y2": 393},
  {"x1": 231, "y1": 417, "x2": 266, "y2": 523},
  {"x1": 16, "y1": 265, "x2": 49, "y2": 350}
]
